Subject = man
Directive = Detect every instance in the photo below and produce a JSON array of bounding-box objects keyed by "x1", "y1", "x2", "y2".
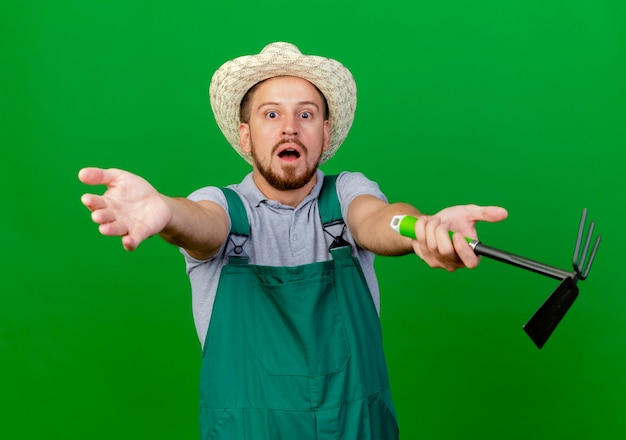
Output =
[{"x1": 79, "y1": 42, "x2": 507, "y2": 439}]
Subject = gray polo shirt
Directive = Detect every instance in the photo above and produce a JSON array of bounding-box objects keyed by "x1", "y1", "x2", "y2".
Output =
[{"x1": 182, "y1": 169, "x2": 387, "y2": 347}]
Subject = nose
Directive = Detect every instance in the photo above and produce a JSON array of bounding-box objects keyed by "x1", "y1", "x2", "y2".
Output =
[{"x1": 281, "y1": 114, "x2": 298, "y2": 137}]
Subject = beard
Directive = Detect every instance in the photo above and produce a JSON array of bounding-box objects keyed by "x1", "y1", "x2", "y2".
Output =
[{"x1": 250, "y1": 138, "x2": 322, "y2": 191}]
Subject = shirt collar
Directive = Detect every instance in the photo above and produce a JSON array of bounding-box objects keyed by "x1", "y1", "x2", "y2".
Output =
[{"x1": 238, "y1": 169, "x2": 326, "y2": 209}]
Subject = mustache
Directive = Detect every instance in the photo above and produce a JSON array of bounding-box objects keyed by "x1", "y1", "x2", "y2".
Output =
[{"x1": 273, "y1": 137, "x2": 308, "y2": 154}]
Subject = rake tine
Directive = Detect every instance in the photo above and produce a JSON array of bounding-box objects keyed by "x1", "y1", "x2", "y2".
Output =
[
  {"x1": 573, "y1": 208, "x2": 586, "y2": 275},
  {"x1": 581, "y1": 234, "x2": 601, "y2": 280},
  {"x1": 573, "y1": 208, "x2": 602, "y2": 281},
  {"x1": 578, "y1": 221, "x2": 593, "y2": 274}
]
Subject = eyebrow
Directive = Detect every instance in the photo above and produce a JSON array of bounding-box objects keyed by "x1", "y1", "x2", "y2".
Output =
[{"x1": 258, "y1": 101, "x2": 321, "y2": 110}]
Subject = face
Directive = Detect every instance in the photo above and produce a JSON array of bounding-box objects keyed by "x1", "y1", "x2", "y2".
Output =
[{"x1": 239, "y1": 76, "x2": 330, "y2": 192}]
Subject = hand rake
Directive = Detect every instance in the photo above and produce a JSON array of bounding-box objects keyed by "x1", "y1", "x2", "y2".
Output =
[
  {"x1": 390, "y1": 209, "x2": 602, "y2": 349},
  {"x1": 469, "y1": 209, "x2": 601, "y2": 348}
]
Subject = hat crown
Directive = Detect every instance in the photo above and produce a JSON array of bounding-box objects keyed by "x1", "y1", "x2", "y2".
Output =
[
  {"x1": 210, "y1": 42, "x2": 356, "y2": 165},
  {"x1": 260, "y1": 42, "x2": 302, "y2": 56}
]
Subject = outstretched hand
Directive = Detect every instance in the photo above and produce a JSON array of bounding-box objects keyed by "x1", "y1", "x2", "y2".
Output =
[
  {"x1": 412, "y1": 204, "x2": 508, "y2": 271},
  {"x1": 79, "y1": 167, "x2": 172, "y2": 251}
]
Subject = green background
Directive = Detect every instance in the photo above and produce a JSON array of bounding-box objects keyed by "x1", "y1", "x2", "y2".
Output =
[{"x1": 2, "y1": 0, "x2": 624, "y2": 438}]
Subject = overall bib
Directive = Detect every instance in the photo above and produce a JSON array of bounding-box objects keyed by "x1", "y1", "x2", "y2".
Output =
[{"x1": 199, "y1": 176, "x2": 399, "y2": 440}]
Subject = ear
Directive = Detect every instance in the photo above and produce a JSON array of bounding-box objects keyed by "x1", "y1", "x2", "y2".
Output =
[
  {"x1": 239, "y1": 123, "x2": 251, "y2": 153},
  {"x1": 322, "y1": 120, "x2": 330, "y2": 152}
]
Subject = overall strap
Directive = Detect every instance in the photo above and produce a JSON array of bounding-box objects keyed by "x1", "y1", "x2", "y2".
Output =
[
  {"x1": 319, "y1": 174, "x2": 351, "y2": 250},
  {"x1": 222, "y1": 175, "x2": 342, "y2": 234},
  {"x1": 220, "y1": 187, "x2": 250, "y2": 236},
  {"x1": 220, "y1": 176, "x2": 349, "y2": 253},
  {"x1": 318, "y1": 174, "x2": 343, "y2": 225}
]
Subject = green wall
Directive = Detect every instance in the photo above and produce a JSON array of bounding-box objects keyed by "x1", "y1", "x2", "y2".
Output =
[{"x1": 2, "y1": 1, "x2": 624, "y2": 438}]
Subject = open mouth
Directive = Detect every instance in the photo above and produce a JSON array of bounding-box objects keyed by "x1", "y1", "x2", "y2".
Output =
[{"x1": 277, "y1": 148, "x2": 301, "y2": 160}]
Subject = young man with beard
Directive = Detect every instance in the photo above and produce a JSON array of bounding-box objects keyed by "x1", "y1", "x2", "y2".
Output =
[{"x1": 79, "y1": 42, "x2": 507, "y2": 439}]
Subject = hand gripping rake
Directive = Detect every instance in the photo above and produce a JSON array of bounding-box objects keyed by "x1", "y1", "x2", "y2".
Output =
[{"x1": 390, "y1": 209, "x2": 602, "y2": 348}]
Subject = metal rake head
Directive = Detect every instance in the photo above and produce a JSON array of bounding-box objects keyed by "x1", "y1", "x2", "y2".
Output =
[
  {"x1": 523, "y1": 208, "x2": 601, "y2": 348},
  {"x1": 573, "y1": 208, "x2": 602, "y2": 280}
]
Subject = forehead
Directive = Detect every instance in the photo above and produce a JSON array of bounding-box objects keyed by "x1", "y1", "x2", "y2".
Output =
[{"x1": 251, "y1": 76, "x2": 324, "y2": 106}]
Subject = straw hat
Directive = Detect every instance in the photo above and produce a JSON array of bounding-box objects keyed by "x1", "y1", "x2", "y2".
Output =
[{"x1": 209, "y1": 42, "x2": 357, "y2": 164}]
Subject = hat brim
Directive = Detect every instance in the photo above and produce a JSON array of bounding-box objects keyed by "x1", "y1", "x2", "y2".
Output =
[{"x1": 209, "y1": 42, "x2": 356, "y2": 165}]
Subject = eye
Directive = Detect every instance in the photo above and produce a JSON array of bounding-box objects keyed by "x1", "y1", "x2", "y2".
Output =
[
  {"x1": 266, "y1": 111, "x2": 279, "y2": 119},
  {"x1": 300, "y1": 111, "x2": 312, "y2": 119}
]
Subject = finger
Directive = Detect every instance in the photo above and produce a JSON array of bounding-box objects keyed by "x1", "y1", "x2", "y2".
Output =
[
  {"x1": 98, "y1": 220, "x2": 128, "y2": 237},
  {"x1": 481, "y1": 206, "x2": 508, "y2": 222},
  {"x1": 81, "y1": 193, "x2": 106, "y2": 211},
  {"x1": 122, "y1": 235, "x2": 138, "y2": 252},
  {"x1": 412, "y1": 214, "x2": 426, "y2": 242},
  {"x1": 468, "y1": 205, "x2": 508, "y2": 223},
  {"x1": 91, "y1": 208, "x2": 116, "y2": 225},
  {"x1": 78, "y1": 167, "x2": 123, "y2": 187},
  {"x1": 452, "y1": 232, "x2": 480, "y2": 268},
  {"x1": 122, "y1": 227, "x2": 152, "y2": 252},
  {"x1": 435, "y1": 224, "x2": 456, "y2": 257},
  {"x1": 78, "y1": 168, "x2": 104, "y2": 185},
  {"x1": 424, "y1": 216, "x2": 442, "y2": 253}
]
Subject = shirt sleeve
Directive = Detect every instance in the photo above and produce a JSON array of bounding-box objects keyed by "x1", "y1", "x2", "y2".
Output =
[
  {"x1": 335, "y1": 171, "x2": 387, "y2": 223},
  {"x1": 187, "y1": 186, "x2": 229, "y2": 209},
  {"x1": 179, "y1": 186, "x2": 231, "y2": 266}
]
